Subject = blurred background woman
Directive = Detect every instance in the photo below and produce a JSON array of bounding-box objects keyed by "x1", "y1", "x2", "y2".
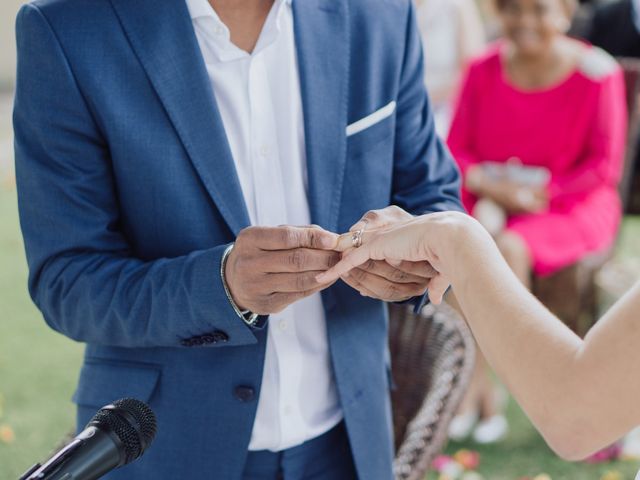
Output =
[
  {"x1": 415, "y1": 0, "x2": 486, "y2": 136},
  {"x1": 445, "y1": 0, "x2": 628, "y2": 444}
]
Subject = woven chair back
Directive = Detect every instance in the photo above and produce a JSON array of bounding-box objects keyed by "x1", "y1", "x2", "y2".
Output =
[{"x1": 389, "y1": 302, "x2": 476, "y2": 480}]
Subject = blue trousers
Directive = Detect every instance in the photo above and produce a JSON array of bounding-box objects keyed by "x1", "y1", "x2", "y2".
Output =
[{"x1": 242, "y1": 422, "x2": 358, "y2": 480}]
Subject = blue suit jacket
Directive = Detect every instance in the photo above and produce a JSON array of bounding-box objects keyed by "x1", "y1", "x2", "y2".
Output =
[{"x1": 14, "y1": 0, "x2": 462, "y2": 478}]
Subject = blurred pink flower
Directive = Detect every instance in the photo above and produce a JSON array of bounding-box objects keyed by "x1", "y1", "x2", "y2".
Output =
[{"x1": 585, "y1": 444, "x2": 623, "y2": 464}]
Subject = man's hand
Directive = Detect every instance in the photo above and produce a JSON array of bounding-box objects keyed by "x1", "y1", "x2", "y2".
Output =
[
  {"x1": 225, "y1": 226, "x2": 340, "y2": 315},
  {"x1": 341, "y1": 206, "x2": 436, "y2": 302}
]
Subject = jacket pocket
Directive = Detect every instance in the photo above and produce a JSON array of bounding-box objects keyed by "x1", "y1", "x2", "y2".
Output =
[
  {"x1": 346, "y1": 109, "x2": 395, "y2": 160},
  {"x1": 72, "y1": 359, "x2": 161, "y2": 408},
  {"x1": 346, "y1": 101, "x2": 396, "y2": 137}
]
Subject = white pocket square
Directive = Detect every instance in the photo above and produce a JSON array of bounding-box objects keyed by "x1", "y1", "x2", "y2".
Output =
[{"x1": 346, "y1": 101, "x2": 396, "y2": 137}]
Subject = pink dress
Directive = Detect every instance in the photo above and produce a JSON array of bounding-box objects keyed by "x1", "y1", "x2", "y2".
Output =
[{"x1": 447, "y1": 44, "x2": 628, "y2": 276}]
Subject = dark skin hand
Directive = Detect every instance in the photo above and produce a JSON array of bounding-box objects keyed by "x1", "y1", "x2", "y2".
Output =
[{"x1": 225, "y1": 226, "x2": 340, "y2": 315}]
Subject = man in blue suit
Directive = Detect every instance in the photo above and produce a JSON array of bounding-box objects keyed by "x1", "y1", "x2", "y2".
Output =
[{"x1": 13, "y1": 0, "x2": 462, "y2": 478}]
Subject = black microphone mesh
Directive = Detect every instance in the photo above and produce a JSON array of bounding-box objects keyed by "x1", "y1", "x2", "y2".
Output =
[
  {"x1": 90, "y1": 398, "x2": 157, "y2": 465},
  {"x1": 112, "y1": 398, "x2": 157, "y2": 450}
]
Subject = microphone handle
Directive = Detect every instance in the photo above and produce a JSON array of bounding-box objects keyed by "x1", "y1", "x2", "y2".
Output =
[{"x1": 24, "y1": 427, "x2": 123, "y2": 480}]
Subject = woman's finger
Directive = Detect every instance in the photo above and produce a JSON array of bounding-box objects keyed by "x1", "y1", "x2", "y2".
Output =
[
  {"x1": 426, "y1": 274, "x2": 451, "y2": 305},
  {"x1": 334, "y1": 229, "x2": 380, "y2": 253},
  {"x1": 389, "y1": 260, "x2": 439, "y2": 278},
  {"x1": 341, "y1": 267, "x2": 427, "y2": 301},
  {"x1": 316, "y1": 246, "x2": 372, "y2": 284},
  {"x1": 335, "y1": 232, "x2": 355, "y2": 252}
]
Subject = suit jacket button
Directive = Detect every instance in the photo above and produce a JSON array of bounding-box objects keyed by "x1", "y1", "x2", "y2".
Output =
[
  {"x1": 234, "y1": 386, "x2": 255, "y2": 402},
  {"x1": 213, "y1": 330, "x2": 229, "y2": 343}
]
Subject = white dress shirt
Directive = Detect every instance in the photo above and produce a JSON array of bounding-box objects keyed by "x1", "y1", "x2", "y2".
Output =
[{"x1": 185, "y1": 0, "x2": 342, "y2": 452}]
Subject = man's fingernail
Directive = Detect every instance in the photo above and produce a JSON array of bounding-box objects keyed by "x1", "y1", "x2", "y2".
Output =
[
  {"x1": 342, "y1": 272, "x2": 350, "y2": 279},
  {"x1": 388, "y1": 259, "x2": 402, "y2": 267}
]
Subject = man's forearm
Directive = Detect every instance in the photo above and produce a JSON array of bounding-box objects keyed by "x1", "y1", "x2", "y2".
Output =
[{"x1": 32, "y1": 244, "x2": 259, "y2": 349}]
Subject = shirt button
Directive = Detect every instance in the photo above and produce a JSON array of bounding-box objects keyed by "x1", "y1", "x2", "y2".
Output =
[
  {"x1": 214, "y1": 26, "x2": 224, "y2": 35},
  {"x1": 278, "y1": 320, "x2": 288, "y2": 332},
  {"x1": 234, "y1": 386, "x2": 256, "y2": 403},
  {"x1": 259, "y1": 145, "x2": 270, "y2": 157}
]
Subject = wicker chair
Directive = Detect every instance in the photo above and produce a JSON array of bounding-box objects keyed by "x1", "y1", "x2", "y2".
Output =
[
  {"x1": 389, "y1": 302, "x2": 476, "y2": 480},
  {"x1": 532, "y1": 57, "x2": 640, "y2": 336}
]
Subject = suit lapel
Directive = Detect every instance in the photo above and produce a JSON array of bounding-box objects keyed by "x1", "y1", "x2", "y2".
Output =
[
  {"x1": 293, "y1": 0, "x2": 350, "y2": 232},
  {"x1": 109, "y1": 0, "x2": 251, "y2": 235}
]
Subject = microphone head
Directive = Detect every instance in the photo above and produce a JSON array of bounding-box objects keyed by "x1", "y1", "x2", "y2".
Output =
[{"x1": 89, "y1": 398, "x2": 157, "y2": 465}]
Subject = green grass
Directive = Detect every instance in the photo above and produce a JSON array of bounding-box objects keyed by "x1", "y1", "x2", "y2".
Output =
[
  {"x1": 434, "y1": 399, "x2": 640, "y2": 479},
  {"x1": 0, "y1": 185, "x2": 83, "y2": 478},
  {"x1": 617, "y1": 216, "x2": 640, "y2": 266},
  {"x1": 0, "y1": 184, "x2": 639, "y2": 479}
]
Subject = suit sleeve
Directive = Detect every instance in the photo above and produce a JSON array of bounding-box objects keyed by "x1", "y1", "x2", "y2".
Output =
[
  {"x1": 390, "y1": 2, "x2": 463, "y2": 310},
  {"x1": 14, "y1": 4, "x2": 258, "y2": 348},
  {"x1": 390, "y1": 0, "x2": 464, "y2": 216}
]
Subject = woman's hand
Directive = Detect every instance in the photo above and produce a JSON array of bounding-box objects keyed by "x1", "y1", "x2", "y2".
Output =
[
  {"x1": 488, "y1": 180, "x2": 548, "y2": 214},
  {"x1": 466, "y1": 165, "x2": 549, "y2": 214},
  {"x1": 320, "y1": 212, "x2": 484, "y2": 304},
  {"x1": 340, "y1": 206, "x2": 438, "y2": 302}
]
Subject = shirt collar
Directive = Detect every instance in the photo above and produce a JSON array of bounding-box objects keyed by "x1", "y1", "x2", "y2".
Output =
[
  {"x1": 185, "y1": 0, "x2": 291, "y2": 62},
  {"x1": 185, "y1": 0, "x2": 292, "y2": 21}
]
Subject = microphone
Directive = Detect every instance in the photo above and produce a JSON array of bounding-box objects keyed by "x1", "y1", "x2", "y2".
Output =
[{"x1": 20, "y1": 398, "x2": 157, "y2": 480}]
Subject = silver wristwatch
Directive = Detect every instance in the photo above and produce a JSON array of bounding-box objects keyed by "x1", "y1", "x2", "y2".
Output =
[{"x1": 221, "y1": 244, "x2": 260, "y2": 327}]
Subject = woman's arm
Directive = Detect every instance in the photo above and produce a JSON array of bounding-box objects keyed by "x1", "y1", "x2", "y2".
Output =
[
  {"x1": 321, "y1": 212, "x2": 640, "y2": 460},
  {"x1": 447, "y1": 219, "x2": 640, "y2": 460}
]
